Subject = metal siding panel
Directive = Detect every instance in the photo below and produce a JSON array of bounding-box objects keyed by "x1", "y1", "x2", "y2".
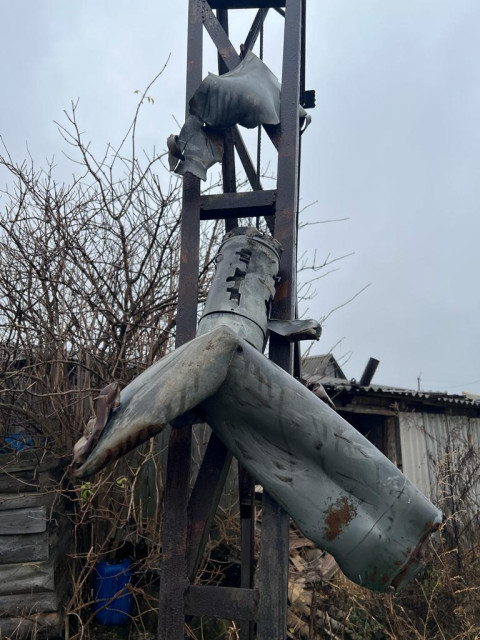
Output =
[
  {"x1": 450, "y1": 415, "x2": 480, "y2": 512},
  {"x1": 469, "y1": 418, "x2": 480, "y2": 507},
  {"x1": 398, "y1": 412, "x2": 431, "y2": 498},
  {"x1": 401, "y1": 413, "x2": 480, "y2": 512},
  {"x1": 424, "y1": 414, "x2": 474, "y2": 492},
  {"x1": 421, "y1": 413, "x2": 448, "y2": 504},
  {"x1": 469, "y1": 417, "x2": 480, "y2": 449}
]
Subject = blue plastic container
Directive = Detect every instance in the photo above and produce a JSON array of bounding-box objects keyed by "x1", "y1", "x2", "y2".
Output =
[
  {"x1": 94, "y1": 559, "x2": 132, "y2": 626},
  {"x1": 4, "y1": 433, "x2": 34, "y2": 452}
]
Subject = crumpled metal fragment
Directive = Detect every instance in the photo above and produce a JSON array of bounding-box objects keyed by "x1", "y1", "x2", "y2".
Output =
[
  {"x1": 168, "y1": 52, "x2": 310, "y2": 180},
  {"x1": 267, "y1": 318, "x2": 322, "y2": 341},
  {"x1": 167, "y1": 115, "x2": 224, "y2": 181},
  {"x1": 190, "y1": 51, "x2": 282, "y2": 129}
]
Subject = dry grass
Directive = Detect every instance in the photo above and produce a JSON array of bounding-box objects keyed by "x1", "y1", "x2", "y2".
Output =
[
  {"x1": 308, "y1": 531, "x2": 479, "y2": 640},
  {"x1": 57, "y1": 439, "x2": 480, "y2": 640}
]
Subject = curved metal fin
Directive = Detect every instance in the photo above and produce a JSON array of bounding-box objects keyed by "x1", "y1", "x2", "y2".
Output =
[
  {"x1": 73, "y1": 326, "x2": 240, "y2": 478},
  {"x1": 267, "y1": 318, "x2": 321, "y2": 341}
]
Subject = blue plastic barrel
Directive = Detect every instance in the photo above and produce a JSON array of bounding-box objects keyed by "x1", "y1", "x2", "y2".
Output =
[{"x1": 94, "y1": 559, "x2": 132, "y2": 626}]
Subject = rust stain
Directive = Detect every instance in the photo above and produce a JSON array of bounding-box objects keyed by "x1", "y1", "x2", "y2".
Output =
[
  {"x1": 424, "y1": 518, "x2": 442, "y2": 532},
  {"x1": 324, "y1": 497, "x2": 357, "y2": 542},
  {"x1": 274, "y1": 280, "x2": 289, "y2": 302},
  {"x1": 220, "y1": 46, "x2": 234, "y2": 60},
  {"x1": 391, "y1": 519, "x2": 443, "y2": 590}
]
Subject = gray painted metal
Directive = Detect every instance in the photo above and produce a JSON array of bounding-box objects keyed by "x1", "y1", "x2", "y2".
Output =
[
  {"x1": 198, "y1": 227, "x2": 281, "y2": 351},
  {"x1": 168, "y1": 115, "x2": 224, "y2": 181},
  {"x1": 168, "y1": 52, "x2": 309, "y2": 180},
  {"x1": 72, "y1": 329, "x2": 240, "y2": 477},
  {"x1": 201, "y1": 332, "x2": 442, "y2": 591},
  {"x1": 267, "y1": 317, "x2": 321, "y2": 341},
  {"x1": 191, "y1": 51, "x2": 282, "y2": 129},
  {"x1": 72, "y1": 228, "x2": 442, "y2": 592}
]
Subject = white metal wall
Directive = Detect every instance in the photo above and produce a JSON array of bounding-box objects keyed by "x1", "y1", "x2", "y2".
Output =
[
  {"x1": 399, "y1": 412, "x2": 430, "y2": 497},
  {"x1": 399, "y1": 411, "x2": 480, "y2": 509}
]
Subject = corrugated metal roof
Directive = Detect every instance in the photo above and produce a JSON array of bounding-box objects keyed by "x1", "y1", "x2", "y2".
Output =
[{"x1": 320, "y1": 378, "x2": 480, "y2": 408}]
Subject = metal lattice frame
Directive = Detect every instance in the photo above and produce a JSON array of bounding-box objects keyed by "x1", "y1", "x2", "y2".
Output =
[{"x1": 158, "y1": 2, "x2": 307, "y2": 638}]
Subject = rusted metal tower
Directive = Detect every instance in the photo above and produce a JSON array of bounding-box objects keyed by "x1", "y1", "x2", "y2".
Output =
[{"x1": 159, "y1": 1, "x2": 310, "y2": 637}]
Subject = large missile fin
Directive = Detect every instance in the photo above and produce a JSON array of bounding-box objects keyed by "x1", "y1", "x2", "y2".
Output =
[{"x1": 73, "y1": 326, "x2": 240, "y2": 478}]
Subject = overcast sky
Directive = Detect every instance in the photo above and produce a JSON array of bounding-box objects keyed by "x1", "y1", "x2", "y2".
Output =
[{"x1": 1, "y1": 1, "x2": 479, "y2": 394}]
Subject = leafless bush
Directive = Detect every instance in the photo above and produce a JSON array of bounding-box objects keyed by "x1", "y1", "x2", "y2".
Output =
[
  {"x1": 0, "y1": 93, "x2": 223, "y2": 452},
  {"x1": 0, "y1": 65, "x2": 371, "y2": 636},
  {"x1": 0, "y1": 85, "x2": 224, "y2": 637}
]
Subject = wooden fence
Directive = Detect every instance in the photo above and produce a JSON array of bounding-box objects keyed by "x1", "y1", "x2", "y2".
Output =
[{"x1": 0, "y1": 451, "x2": 71, "y2": 639}]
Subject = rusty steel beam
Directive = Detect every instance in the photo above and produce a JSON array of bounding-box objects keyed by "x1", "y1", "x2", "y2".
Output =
[
  {"x1": 216, "y1": 9, "x2": 231, "y2": 76},
  {"x1": 161, "y1": 2, "x2": 304, "y2": 638},
  {"x1": 231, "y1": 128, "x2": 276, "y2": 232},
  {"x1": 222, "y1": 127, "x2": 239, "y2": 231},
  {"x1": 271, "y1": 0, "x2": 302, "y2": 325},
  {"x1": 216, "y1": 9, "x2": 238, "y2": 232},
  {"x1": 238, "y1": 463, "x2": 256, "y2": 640},
  {"x1": 200, "y1": 190, "x2": 277, "y2": 220},
  {"x1": 202, "y1": 4, "x2": 241, "y2": 70},
  {"x1": 157, "y1": 427, "x2": 193, "y2": 640},
  {"x1": 187, "y1": 433, "x2": 233, "y2": 581},
  {"x1": 300, "y1": 0, "x2": 306, "y2": 106},
  {"x1": 241, "y1": 8, "x2": 269, "y2": 58},
  {"x1": 257, "y1": 0, "x2": 303, "y2": 637},
  {"x1": 209, "y1": 0, "x2": 285, "y2": 7},
  {"x1": 231, "y1": 126, "x2": 264, "y2": 190},
  {"x1": 158, "y1": 1, "x2": 203, "y2": 639}
]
